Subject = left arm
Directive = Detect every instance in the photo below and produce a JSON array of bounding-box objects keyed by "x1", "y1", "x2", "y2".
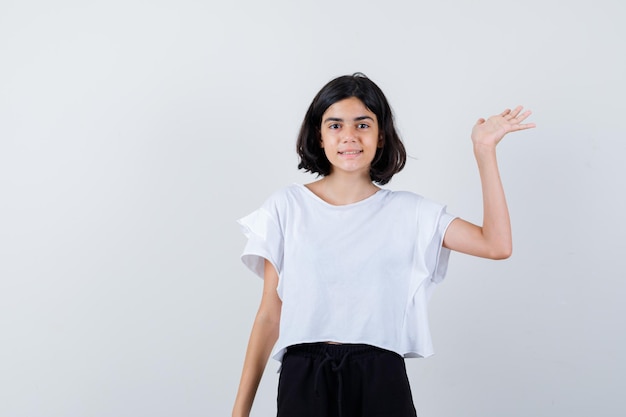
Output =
[{"x1": 443, "y1": 106, "x2": 535, "y2": 259}]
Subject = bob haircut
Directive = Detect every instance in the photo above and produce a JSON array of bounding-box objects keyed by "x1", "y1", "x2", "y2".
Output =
[{"x1": 296, "y1": 73, "x2": 406, "y2": 185}]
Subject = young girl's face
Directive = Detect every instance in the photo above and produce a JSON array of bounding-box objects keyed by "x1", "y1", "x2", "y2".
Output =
[{"x1": 320, "y1": 97, "x2": 381, "y2": 178}]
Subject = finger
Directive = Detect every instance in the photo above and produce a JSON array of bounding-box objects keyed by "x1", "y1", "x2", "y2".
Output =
[
  {"x1": 509, "y1": 105, "x2": 524, "y2": 117},
  {"x1": 509, "y1": 122, "x2": 536, "y2": 132},
  {"x1": 504, "y1": 106, "x2": 524, "y2": 122},
  {"x1": 512, "y1": 109, "x2": 532, "y2": 123},
  {"x1": 499, "y1": 109, "x2": 511, "y2": 117},
  {"x1": 475, "y1": 118, "x2": 486, "y2": 125}
]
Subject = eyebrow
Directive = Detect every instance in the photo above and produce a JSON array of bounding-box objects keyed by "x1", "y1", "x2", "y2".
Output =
[{"x1": 323, "y1": 116, "x2": 375, "y2": 124}]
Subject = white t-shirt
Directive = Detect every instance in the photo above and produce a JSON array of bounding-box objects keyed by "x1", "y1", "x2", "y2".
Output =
[{"x1": 238, "y1": 184, "x2": 456, "y2": 362}]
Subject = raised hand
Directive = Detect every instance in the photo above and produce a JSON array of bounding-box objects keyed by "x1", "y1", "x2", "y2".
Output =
[{"x1": 471, "y1": 106, "x2": 535, "y2": 148}]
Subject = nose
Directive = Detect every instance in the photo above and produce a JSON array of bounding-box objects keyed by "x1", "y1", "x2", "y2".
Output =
[{"x1": 341, "y1": 126, "x2": 357, "y2": 142}]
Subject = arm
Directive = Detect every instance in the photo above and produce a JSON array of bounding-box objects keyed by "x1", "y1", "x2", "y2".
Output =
[
  {"x1": 232, "y1": 259, "x2": 282, "y2": 417},
  {"x1": 443, "y1": 106, "x2": 535, "y2": 259}
]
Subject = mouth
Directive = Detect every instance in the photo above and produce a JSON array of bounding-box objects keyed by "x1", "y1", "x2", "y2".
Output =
[{"x1": 338, "y1": 150, "x2": 363, "y2": 155}]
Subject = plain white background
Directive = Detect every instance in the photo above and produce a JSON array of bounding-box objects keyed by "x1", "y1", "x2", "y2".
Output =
[{"x1": 1, "y1": 0, "x2": 624, "y2": 416}]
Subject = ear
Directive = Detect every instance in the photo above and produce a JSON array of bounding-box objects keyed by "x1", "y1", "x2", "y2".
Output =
[{"x1": 377, "y1": 135, "x2": 384, "y2": 148}]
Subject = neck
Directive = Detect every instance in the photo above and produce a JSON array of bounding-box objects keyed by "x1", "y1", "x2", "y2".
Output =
[{"x1": 308, "y1": 172, "x2": 380, "y2": 206}]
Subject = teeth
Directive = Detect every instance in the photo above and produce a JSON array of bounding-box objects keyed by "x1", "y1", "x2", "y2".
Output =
[{"x1": 341, "y1": 151, "x2": 361, "y2": 155}]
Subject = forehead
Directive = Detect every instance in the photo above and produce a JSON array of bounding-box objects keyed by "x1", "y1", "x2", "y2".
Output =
[{"x1": 322, "y1": 97, "x2": 376, "y2": 119}]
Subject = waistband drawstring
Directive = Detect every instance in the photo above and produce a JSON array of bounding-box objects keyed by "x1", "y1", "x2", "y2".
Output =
[{"x1": 313, "y1": 346, "x2": 352, "y2": 417}]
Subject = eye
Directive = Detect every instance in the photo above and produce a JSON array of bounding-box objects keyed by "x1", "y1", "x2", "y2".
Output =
[
  {"x1": 329, "y1": 123, "x2": 341, "y2": 129},
  {"x1": 357, "y1": 123, "x2": 369, "y2": 129}
]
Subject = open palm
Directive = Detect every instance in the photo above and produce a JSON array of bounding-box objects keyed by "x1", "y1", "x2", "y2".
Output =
[{"x1": 471, "y1": 106, "x2": 535, "y2": 147}]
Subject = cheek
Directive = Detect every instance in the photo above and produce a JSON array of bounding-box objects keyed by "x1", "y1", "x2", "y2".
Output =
[{"x1": 320, "y1": 132, "x2": 333, "y2": 149}]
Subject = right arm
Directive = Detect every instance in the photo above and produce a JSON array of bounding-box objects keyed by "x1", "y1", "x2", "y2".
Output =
[{"x1": 232, "y1": 259, "x2": 282, "y2": 417}]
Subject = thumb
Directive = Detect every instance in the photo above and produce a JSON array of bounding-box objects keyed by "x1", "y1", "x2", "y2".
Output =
[{"x1": 475, "y1": 118, "x2": 486, "y2": 125}]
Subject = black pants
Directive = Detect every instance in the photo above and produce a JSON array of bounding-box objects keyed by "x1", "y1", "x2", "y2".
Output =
[{"x1": 277, "y1": 343, "x2": 417, "y2": 417}]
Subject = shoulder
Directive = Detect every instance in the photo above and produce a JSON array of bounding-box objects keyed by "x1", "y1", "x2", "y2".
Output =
[
  {"x1": 382, "y1": 190, "x2": 449, "y2": 220},
  {"x1": 380, "y1": 189, "x2": 424, "y2": 209},
  {"x1": 262, "y1": 184, "x2": 304, "y2": 205},
  {"x1": 390, "y1": 189, "x2": 446, "y2": 206},
  {"x1": 255, "y1": 184, "x2": 308, "y2": 216}
]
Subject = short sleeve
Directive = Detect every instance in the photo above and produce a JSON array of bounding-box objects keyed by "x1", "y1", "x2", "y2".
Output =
[
  {"x1": 412, "y1": 199, "x2": 457, "y2": 298},
  {"x1": 237, "y1": 205, "x2": 284, "y2": 279},
  {"x1": 427, "y1": 207, "x2": 456, "y2": 285}
]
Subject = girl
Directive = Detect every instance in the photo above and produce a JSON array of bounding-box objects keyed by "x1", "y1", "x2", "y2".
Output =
[{"x1": 232, "y1": 73, "x2": 535, "y2": 417}]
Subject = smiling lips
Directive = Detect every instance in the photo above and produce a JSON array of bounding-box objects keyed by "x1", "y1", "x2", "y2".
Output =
[{"x1": 338, "y1": 150, "x2": 363, "y2": 155}]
